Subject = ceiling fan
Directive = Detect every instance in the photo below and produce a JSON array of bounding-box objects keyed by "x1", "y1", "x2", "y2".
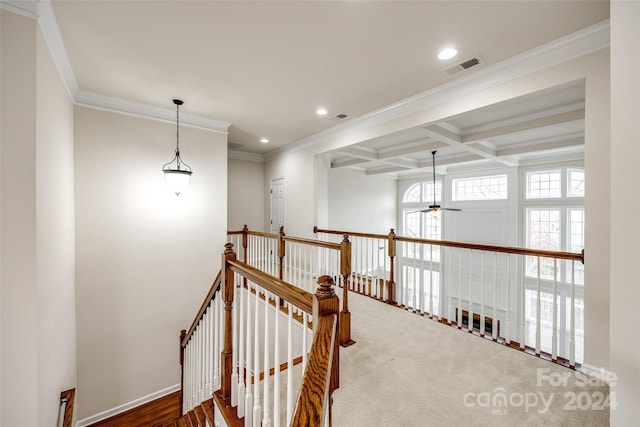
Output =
[{"x1": 413, "y1": 150, "x2": 462, "y2": 217}]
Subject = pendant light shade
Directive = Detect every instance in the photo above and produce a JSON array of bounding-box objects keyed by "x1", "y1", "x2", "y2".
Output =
[{"x1": 163, "y1": 99, "x2": 192, "y2": 195}]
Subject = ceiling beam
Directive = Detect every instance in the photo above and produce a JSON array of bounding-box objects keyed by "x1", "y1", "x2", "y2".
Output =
[
  {"x1": 330, "y1": 157, "x2": 371, "y2": 168},
  {"x1": 366, "y1": 166, "x2": 410, "y2": 175},
  {"x1": 461, "y1": 109, "x2": 585, "y2": 143},
  {"x1": 336, "y1": 147, "x2": 378, "y2": 161},
  {"x1": 422, "y1": 125, "x2": 518, "y2": 166},
  {"x1": 496, "y1": 137, "x2": 583, "y2": 156},
  {"x1": 377, "y1": 141, "x2": 447, "y2": 160},
  {"x1": 416, "y1": 153, "x2": 482, "y2": 169}
]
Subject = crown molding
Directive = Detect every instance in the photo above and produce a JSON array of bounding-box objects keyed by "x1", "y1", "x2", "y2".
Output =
[
  {"x1": 263, "y1": 19, "x2": 610, "y2": 162},
  {"x1": 35, "y1": 1, "x2": 230, "y2": 134},
  {"x1": 37, "y1": 0, "x2": 79, "y2": 99},
  {"x1": 228, "y1": 150, "x2": 264, "y2": 162},
  {"x1": 0, "y1": 0, "x2": 38, "y2": 19},
  {"x1": 75, "y1": 91, "x2": 231, "y2": 134}
]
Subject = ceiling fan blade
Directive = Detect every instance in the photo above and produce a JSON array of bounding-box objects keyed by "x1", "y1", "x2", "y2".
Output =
[
  {"x1": 407, "y1": 208, "x2": 435, "y2": 214},
  {"x1": 443, "y1": 208, "x2": 463, "y2": 212}
]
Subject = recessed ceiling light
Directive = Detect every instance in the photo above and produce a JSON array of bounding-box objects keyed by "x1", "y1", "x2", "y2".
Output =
[
  {"x1": 316, "y1": 107, "x2": 328, "y2": 116},
  {"x1": 438, "y1": 47, "x2": 458, "y2": 60},
  {"x1": 260, "y1": 138, "x2": 269, "y2": 144}
]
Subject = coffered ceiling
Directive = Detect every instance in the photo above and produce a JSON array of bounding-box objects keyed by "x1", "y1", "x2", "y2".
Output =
[{"x1": 327, "y1": 81, "x2": 586, "y2": 176}]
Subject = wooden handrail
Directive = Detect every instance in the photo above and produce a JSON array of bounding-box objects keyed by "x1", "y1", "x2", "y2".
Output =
[
  {"x1": 314, "y1": 226, "x2": 387, "y2": 240},
  {"x1": 228, "y1": 228, "x2": 280, "y2": 239},
  {"x1": 314, "y1": 226, "x2": 584, "y2": 263},
  {"x1": 282, "y1": 235, "x2": 341, "y2": 251},
  {"x1": 182, "y1": 270, "x2": 222, "y2": 347},
  {"x1": 290, "y1": 313, "x2": 338, "y2": 427},
  {"x1": 395, "y1": 235, "x2": 583, "y2": 262},
  {"x1": 228, "y1": 259, "x2": 313, "y2": 314}
]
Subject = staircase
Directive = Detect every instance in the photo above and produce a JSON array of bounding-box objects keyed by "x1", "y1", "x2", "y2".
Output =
[{"x1": 158, "y1": 399, "x2": 215, "y2": 427}]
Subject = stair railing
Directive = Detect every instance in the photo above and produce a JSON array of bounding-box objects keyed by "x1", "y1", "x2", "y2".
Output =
[
  {"x1": 228, "y1": 226, "x2": 353, "y2": 346},
  {"x1": 180, "y1": 243, "x2": 340, "y2": 426},
  {"x1": 315, "y1": 226, "x2": 584, "y2": 367}
]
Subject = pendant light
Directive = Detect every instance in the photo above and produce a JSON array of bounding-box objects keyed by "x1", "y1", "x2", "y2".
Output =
[{"x1": 163, "y1": 99, "x2": 192, "y2": 195}]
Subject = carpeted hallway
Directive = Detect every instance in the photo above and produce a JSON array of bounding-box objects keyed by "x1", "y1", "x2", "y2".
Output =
[{"x1": 331, "y1": 292, "x2": 610, "y2": 426}]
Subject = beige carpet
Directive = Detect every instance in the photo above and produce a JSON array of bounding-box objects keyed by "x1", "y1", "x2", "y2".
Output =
[{"x1": 332, "y1": 292, "x2": 610, "y2": 426}]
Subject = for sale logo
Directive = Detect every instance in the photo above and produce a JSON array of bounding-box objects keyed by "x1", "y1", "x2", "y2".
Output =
[{"x1": 463, "y1": 367, "x2": 616, "y2": 416}]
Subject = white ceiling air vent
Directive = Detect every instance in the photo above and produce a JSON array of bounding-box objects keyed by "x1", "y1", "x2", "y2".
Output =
[
  {"x1": 331, "y1": 113, "x2": 348, "y2": 121},
  {"x1": 443, "y1": 56, "x2": 482, "y2": 76}
]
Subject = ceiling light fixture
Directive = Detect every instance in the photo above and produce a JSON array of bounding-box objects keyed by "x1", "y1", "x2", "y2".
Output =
[
  {"x1": 316, "y1": 107, "x2": 328, "y2": 116},
  {"x1": 162, "y1": 99, "x2": 192, "y2": 196},
  {"x1": 438, "y1": 47, "x2": 458, "y2": 60},
  {"x1": 260, "y1": 138, "x2": 269, "y2": 144}
]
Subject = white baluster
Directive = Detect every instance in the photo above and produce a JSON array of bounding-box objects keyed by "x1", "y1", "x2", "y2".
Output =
[
  {"x1": 183, "y1": 343, "x2": 189, "y2": 412},
  {"x1": 519, "y1": 256, "x2": 525, "y2": 350},
  {"x1": 468, "y1": 250, "x2": 473, "y2": 332},
  {"x1": 493, "y1": 252, "x2": 497, "y2": 341},
  {"x1": 480, "y1": 251, "x2": 485, "y2": 336},
  {"x1": 428, "y1": 244, "x2": 433, "y2": 318},
  {"x1": 213, "y1": 295, "x2": 220, "y2": 390},
  {"x1": 202, "y1": 310, "x2": 209, "y2": 396},
  {"x1": 505, "y1": 255, "x2": 511, "y2": 344},
  {"x1": 570, "y1": 260, "x2": 576, "y2": 367},
  {"x1": 302, "y1": 313, "x2": 308, "y2": 372},
  {"x1": 552, "y1": 258, "x2": 558, "y2": 361},
  {"x1": 457, "y1": 248, "x2": 462, "y2": 328},
  {"x1": 262, "y1": 291, "x2": 272, "y2": 427},
  {"x1": 286, "y1": 307, "x2": 293, "y2": 425},
  {"x1": 238, "y1": 280, "x2": 246, "y2": 417},
  {"x1": 535, "y1": 256, "x2": 541, "y2": 355},
  {"x1": 208, "y1": 300, "x2": 214, "y2": 394},
  {"x1": 244, "y1": 284, "x2": 253, "y2": 427},
  {"x1": 273, "y1": 296, "x2": 281, "y2": 427},
  {"x1": 416, "y1": 242, "x2": 421, "y2": 313},
  {"x1": 232, "y1": 284, "x2": 238, "y2": 406},
  {"x1": 447, "y1": 247, "x2": 453, "y2": 324},
  {"x1": 194, "y1": 324, "x2": 204, "y2": 406},
  {"x1": 253, "y1": 285, "x2": 261, "y2": 427}
]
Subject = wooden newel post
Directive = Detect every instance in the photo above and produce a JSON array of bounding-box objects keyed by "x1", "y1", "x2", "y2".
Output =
[
  {"x1": 221, "y1": 243, "x2": 236, "y2": 400},
  {"x1": 242, "y1": 225, "x2": 249, "y2": 262},
  {"x1": 179, "y1": 329, "x2": 186, "y2": 415},
  {"x1": 278, "y1": 226, "x2": 286, "y2": 280},
  {"x1": 339, "y1": 235, "x2": 353, "y2": 347},
  {"x1": 387, "y1": 229, "x2": 396, "y2": 304},
  {"x1": 313, "y1": 275, "x2": 340, "y2": 392}
]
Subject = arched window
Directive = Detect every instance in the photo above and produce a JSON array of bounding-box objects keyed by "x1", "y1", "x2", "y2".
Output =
[{"x1": 400, "y1": 180, "x2": 442, "y2": 258}]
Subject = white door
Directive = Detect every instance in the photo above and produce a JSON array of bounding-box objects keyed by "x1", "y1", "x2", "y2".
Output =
[{"x1": 270, "y1": 177, "x2": 285, "y2": 233}]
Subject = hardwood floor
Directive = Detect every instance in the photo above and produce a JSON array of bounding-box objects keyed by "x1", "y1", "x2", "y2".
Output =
[{"x1": 88, "y1": 391, "x2": 181, "y2": 427}]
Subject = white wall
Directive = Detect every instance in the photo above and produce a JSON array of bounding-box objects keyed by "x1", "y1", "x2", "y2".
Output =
[
  {"x1": 1, "y1": 12, "x2": 38, "y2": 427},
  {"x1": 1, "y1": 10, "x2": 76, "y2": 427},
  {"x1": 264, "y1": 148, "x2": 317, "y2": 237},
  {"x1": 610, "y1": 2, "x2": 640, "y2": 424},
  {"x1": 228, "y1": 158, "x2": 264, "y2": 231},
  {"x1": 327, "y1": 168, "x2": 396, "y2": 233},
  {"x1": 74, "y1": 107, "x2": 227, "y2": 419},
  {"x1": 35, "y1": 24, "x2": 77, "y2": 427}
]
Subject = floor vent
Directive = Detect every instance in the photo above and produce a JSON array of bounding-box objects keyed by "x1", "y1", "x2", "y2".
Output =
[{"x1": 444, "y1": 56, "x2": 482, "y2": 76}]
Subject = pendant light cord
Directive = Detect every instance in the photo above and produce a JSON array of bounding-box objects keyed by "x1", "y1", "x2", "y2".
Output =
[{"x1": 175, "y1": 102, "x2": 181, "y2": 168}]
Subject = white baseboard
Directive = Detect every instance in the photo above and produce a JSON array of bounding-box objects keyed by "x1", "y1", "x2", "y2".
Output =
[
  {"x1": 579, "y1": 363, "x2": 617, "y2": 385},
  {"x1": 76, "y1": 383, "x2": 180, "y2": 427}
]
